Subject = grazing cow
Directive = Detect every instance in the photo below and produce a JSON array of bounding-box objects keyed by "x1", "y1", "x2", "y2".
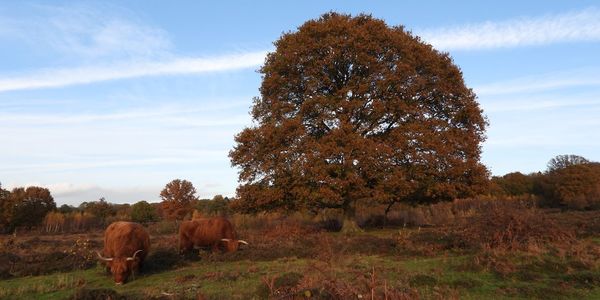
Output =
[
  {"x1": 96, "y1": 221, "x2": 150, "y2": 284},
  {"x1": 178, "y1": 217, "x2": 248, "y2": 254}
]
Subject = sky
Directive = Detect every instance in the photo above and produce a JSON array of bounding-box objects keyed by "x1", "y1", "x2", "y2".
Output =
[{"x1": 1, "y1": 1, "x2": 599, "y2": 206}]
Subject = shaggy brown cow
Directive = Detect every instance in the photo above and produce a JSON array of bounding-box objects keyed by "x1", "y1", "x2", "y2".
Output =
[
  {"x1": 96, "y1": 221, "x2": 150, "y2": 284},
  {"x1": 178, "y1": 217, "x2": 248, "y2": 254}
]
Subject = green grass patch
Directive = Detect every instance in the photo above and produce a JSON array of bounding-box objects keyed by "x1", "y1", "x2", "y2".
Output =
[{"x1": 2, "y1": 229, "x2": 600, "y2": 299}]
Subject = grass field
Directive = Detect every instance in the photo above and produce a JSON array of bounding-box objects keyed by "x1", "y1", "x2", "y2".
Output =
[{"x1": 1, "y1": 207, "x2": 600, "y2": 299}]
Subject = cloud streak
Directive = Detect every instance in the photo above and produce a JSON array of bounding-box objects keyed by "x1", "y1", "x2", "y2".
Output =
[
  {"x1": 474, "y1": 68, "x2": 600, "y2": 96},
  {"x1": 0, "y1": 102, "x2": 251, "y2": 125},
  {"x1": 0, "y1": 3, "x2": 171, "y2": 59},
  {"x1": 419, "y1": 7, "x2": 600, "y2": 50},
  {"x1": 0, "y1": 51, "x2": 268, "y2": 93},
  {"x1": 0, "y1": 154, "x2": 227, "y2": 173}
]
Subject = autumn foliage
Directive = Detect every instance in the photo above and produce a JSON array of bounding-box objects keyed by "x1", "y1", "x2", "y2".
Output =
[
  {"x1": 230, "y1": 13, "x2": 488, "y2": 229},
  {"x1": 160, "y1": 179, "x2": 197, "y2": 220},
  {"x1": 540, "y1": 162, "x2": 600, "y2": 210},
  {"x1": 0, "y1": 186, "x2": 55, "y2": 232}
]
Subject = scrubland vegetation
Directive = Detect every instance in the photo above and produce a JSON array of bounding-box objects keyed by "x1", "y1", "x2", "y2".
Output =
[{"x1": 1, "y1": 194, "x2": 600, "y2": 299}]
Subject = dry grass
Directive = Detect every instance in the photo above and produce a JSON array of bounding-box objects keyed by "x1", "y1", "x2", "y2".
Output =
[
  {"x1": 455, "y1": 205, "x2": 575, "y2": 251},
  {"x1": 2, "y1": 198, "x2": 600, "y2": 299}
]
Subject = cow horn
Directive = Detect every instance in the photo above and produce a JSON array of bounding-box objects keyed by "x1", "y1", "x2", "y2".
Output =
[
  {"x1": 96, "y1": 251, "x2": 113, "y2": 262},
  {"x1": 220, "y1": 238, "x2": 232, "y2": 242},
  {"x1": 126, "y1": 249, "x2": 143, "y2": 261},
  {"x1": 238, "y1": 240, "x2": 249, "y2": 245}
]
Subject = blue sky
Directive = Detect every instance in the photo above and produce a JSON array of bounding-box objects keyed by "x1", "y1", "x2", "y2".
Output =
[{"x1": 1, "y1": 1, "x2": 599, "y2": 205}]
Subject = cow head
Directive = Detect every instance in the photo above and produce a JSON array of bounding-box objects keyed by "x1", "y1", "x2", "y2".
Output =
[
  {"x1": 220, "y1": 238, "x2": 249, "y2": 252},
  {"x1": 96, "y1": 250, "x2": 143, "y2": 284}
]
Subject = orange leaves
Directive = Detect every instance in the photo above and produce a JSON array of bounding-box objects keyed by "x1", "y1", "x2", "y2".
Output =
[
  {"x1": 230, "y1": 13, "x2": 488, "y2": 225},
  {"x1": 160, "y1": 179, "x2": 197, "y2": 221}
]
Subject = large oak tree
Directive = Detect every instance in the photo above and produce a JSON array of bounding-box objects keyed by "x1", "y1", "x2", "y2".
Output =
[{"x1": 230, "y1": 13, "x2": 488, "y2": 230}]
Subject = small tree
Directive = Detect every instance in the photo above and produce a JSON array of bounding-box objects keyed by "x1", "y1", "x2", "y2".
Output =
[
  {"x1": 547, "y1": 154, "x2": 590, "y2": 173},
  {"x1": 84, "y1": 197, "x2": 116, "y2": 225},
  {"x1": 131, "y1": 201, "x2": 159, "y2": 223},
  {"x1": 229, "y1": 13, "x2": 488, "y2": 231},
  {"x1": 4, "y1": 186, "x2": 56, "y2": 230},
  {"x1": 160, "y1": 179, "x2": 197, "y2": 220}
]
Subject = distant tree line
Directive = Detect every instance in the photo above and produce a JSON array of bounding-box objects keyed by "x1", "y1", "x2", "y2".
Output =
[
  {"x1": 489, "y1": 154, "x2": 600, "y2": 210},
  {"x1": 0, "y1": 179, "x2": 231, "y2": 234},
  {"x1": 2, "y1": 155, "x2": 599, "y2": 234}
]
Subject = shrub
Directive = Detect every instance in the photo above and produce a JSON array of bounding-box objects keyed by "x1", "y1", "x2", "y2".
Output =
[
  {"x1": 130, "y1": 201, "x2": 159, "y2": 223},
  {"x1": 456, "y1": 205, "x2": 575, "y2": 251},
  {"x1": 147, "y1": 221, "x2": 177, "y2": 235}
]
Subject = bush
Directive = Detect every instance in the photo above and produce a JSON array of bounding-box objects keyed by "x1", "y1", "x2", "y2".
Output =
[
  {"x1": 131, "y1": 201, "x2": 159, "y2": 223},
  {"x1": 147, "y1": 221, "x2": 177, "y2": 235},
  {"x1": 456, "y1": 205, "x2": 575, "y2": 251}
]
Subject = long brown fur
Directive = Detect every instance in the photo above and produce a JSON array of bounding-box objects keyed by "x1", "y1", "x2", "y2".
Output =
[
  {"x1": 102, "y1": 221, "x2": 150, "y2": 283},
  {"x1": 178, "y1": 217, "x2": 241, "y2": 253}
]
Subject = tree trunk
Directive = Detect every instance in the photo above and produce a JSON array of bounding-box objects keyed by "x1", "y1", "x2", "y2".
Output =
[
  {"x1": 383, "y1": 201, "x2": 396, "y2": 227},
  {"x1": 341, "y1": 204, "x2": 362, "y2": 233}
]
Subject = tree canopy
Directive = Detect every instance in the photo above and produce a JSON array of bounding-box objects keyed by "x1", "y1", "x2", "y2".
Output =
[
  {"x1": 160, "y1": 179, "x2": 197, "y2": 220},
  {"x1": 131, "y1": 200, "x2": 159, "y2": 223},
  {"x1": 0, "y1": 186, "x2": 55, "y2": 232},
  {"x1": 540, "y1": 162, "x2": 600, "y2": 210},
  {"x1": 547, "y1": 154, "x2": 590, "y2": 173},
  {"x1": 491, "y1": 172, "x2": 538, "y2": 196},
  {"x1": 229, "y1": 13, "x2": 488, "y2": 229}
]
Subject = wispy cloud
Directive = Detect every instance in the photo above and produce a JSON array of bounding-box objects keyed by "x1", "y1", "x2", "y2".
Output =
[
  {"x1": 480, "y1": 94, "x2": 600, "y2": 112},
  {"x1": 0, "y1": 3, "x2": 171, "y2": 59},
  {"x1": 418, "y1": 7, "x2": 600, "y2": 50},
  {"x1": 0, "y1": 3, "x2": 269, "y2": 93},
  {"x1": 474, "y1": 68, "x2": 600, "y2": 96},
  {"x1": 0, "y1": 103, "x2": 251, "y2": 125},
  {"x1": 0, "y1": 51, "x2": 268, "y2": 93},
  {"x1": 0, "y1": 155, "x2": 227, "y2": 173}
]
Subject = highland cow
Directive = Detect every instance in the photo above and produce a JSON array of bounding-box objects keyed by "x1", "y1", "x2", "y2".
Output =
[
  {"x1": 97, "y1": 221, "x2": 150, "y2": 284},
  {"x1": 178, "y1": 217, "x2": 248, "y2": 254}
]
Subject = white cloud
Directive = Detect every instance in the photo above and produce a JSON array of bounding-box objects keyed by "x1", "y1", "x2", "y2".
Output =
[
  {"x1": 418, "y1": 7, "x2": 600, "y2": 50},
  {"x1": 1, "y1": 3, "x2": 171, "y2": 59},
  {"x1": 0, "y1": 51, "x2": 268, "y2": 93},
  {"x1": 0, "y1": 4, "x2": 269, "y2": 93},
  {"x1": 480, "y1": 95, "x2": 600, "y2": 112},
  {"x1": 0, "y1": 152, "x2": 228, "y2": 173},
  {"x1": 474, "y1": 68, "x2": 600, "y2": 96},
  {"x1": 2, "y1": 182, "x2": 232, "y2": 206},
  {"x1": 0, "y1": 103, "x2": 251, "y2": 126}
]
